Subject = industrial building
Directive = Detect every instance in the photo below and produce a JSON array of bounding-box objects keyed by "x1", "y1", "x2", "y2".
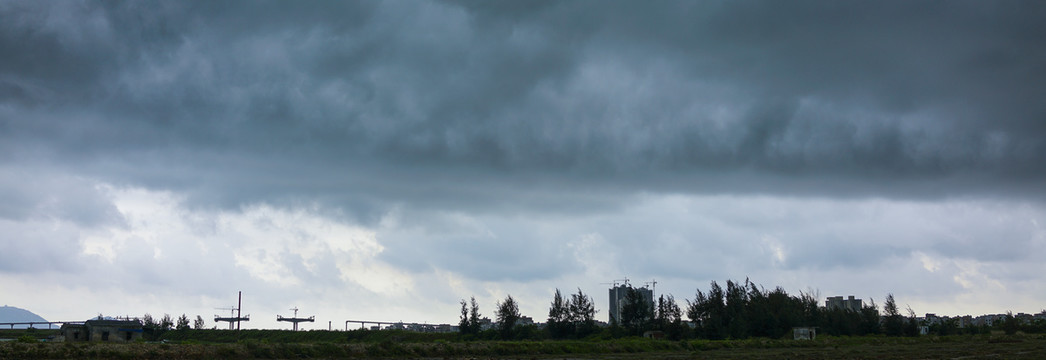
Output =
[{"x1": 825, "y1": 295, "x2": 863, "y2": 312}]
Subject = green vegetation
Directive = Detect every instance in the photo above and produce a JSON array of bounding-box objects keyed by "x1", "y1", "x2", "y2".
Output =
[
  {"x1": 0, "y1": 328, "x2": 60, "y2": 340},
  {"x1": 2, "y1": 333, "x2": 1045, "y2": 359},
  {"x1": 620, "y1": 286, "x2": 652, "y2": 335},
  {"x1": 546, "y1": 288, "x2": 599, "y2": 340},
  {"x1": 157, "y1": 328, "x2": 455, "y2": 344},
  {"x1": 457, "y1": 296, "x2": 482, "y2": 336}
]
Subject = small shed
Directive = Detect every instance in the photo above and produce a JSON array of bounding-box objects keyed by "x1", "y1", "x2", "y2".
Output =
[{"x1": 792, "y1": 326, "x2": 816, "y2": 340}]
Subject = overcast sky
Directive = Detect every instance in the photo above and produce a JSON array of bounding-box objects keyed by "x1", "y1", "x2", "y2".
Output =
[{"x1": 2, "y1": 0, "x2": 1045, "y2": 329}]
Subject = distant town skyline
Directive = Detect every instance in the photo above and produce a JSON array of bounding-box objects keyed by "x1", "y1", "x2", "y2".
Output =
[
  {"x1": 2, "y1": 286, "x2": 1043, "y2": 332},
  {"x1": 2, "y1": 1, "x2": 1044, "y2": 330}
]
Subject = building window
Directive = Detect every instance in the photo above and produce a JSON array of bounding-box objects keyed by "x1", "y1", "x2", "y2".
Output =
[
  {"x1": 101, "y1": 331, "x2": 109, "y2": 341},
  {"x1": 125, "y1": 332, "x2": 133, "y2": 341}
]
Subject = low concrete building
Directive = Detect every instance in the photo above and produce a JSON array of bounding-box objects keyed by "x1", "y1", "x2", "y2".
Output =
[
  {"x1": 61, "y1": 319, "x2": 143, "y2": 342},
  {"x1": 60, "y1": 323, "x2": 87, "y2": 341}
]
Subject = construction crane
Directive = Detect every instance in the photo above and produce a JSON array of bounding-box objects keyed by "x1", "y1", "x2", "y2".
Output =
[
  {"x1": 213, "y1": 291, "x2": 250, "y2": 330},
  {"x1": 644, "y1": 279, "x2": 658, "y2": 293},
  {"x1": 214, "y1": 306, "x2": 237, "y2": 324},
  {"x1": 277, "y1": 307, "x2": 315, "y2": 331},
  {"x1": 600, "y1": 278, "x2": 630, "y2": 287}
]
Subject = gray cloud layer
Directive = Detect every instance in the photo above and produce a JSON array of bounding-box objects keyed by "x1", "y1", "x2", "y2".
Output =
[{"x1": 3, "y1": 1, "x2": 1045, "y2": 218}]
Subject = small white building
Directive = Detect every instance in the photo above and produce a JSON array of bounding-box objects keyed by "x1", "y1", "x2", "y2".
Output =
[{"x1": 792, "y1": 327, "x2": 816, "y2": 340}]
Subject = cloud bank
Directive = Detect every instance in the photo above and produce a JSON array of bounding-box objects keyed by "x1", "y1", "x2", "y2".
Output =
[{"x1": 2, "y1": 1, "x2": 1044, "y2": 325}]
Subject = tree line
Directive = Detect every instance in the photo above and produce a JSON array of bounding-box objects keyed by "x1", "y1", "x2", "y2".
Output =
[
  {"x1": 458, "y1": 278, "x2": 1045, "y2": 340},
  {"x1": 134, "y1": 313, "x2": 207, "y2": 340}
]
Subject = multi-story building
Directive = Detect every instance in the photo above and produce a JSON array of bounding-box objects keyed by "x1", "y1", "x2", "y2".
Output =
[
  {"x1": 825, "y1": 295, "x2": 863, "y2": 312},
  {"x1": 957, "y1": 315, "x2": 973, "y2": 328},
  {"x1": 518, "y1": 315, "x2": 535, "y2": 326},
  {"x1": 608, "y1": 283, "x2": 654, "y2": 324},
  {"x1": 923, "y1": 313, "x2": 942, "y2": 326}
]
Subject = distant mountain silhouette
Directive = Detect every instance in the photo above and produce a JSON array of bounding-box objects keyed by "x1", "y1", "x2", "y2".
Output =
[{"x1": 0, "y1": 305, "x2": 48, "y2": 328}]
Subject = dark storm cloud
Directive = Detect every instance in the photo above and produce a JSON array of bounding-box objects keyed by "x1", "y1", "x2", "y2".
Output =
[{"x1": 2, "y1": 0, "x2": 1045, "y2": 215}]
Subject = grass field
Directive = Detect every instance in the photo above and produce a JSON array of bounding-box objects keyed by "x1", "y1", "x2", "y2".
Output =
[{"x1": 2, "y1": 332, "x2": 1044, "y2": 359}]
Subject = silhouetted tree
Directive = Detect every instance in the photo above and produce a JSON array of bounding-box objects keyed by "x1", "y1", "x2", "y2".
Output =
[
  {"x1": 547, "y1": 289, "x2": 571, "y2": 338},
  {"x1": 654, "y1": 294, "x2": 677, "y2": 329},
  {"x1": 655, "y1": 294, "x2": 684, "y2": 339},
  {"x1": 934, "y1": 317, "x2": 958, "y2": 336},
  {"x1": 160, "y1": 314, "x2": 174, "y2": 331},
  {"x1": 569, "y1": 288, "x2": 597, "y2": 337},
  {"x1": 176, "y1": 314, "x2": 190, "y2": 330},
  {"x1": 681, "y1": 279, "x2": 903, "y2": 340},
  {"x1": 1002, "y1": 311, "x2": 1019, "y2": 335},
  {"x1": 495, "y1": 295, "x2": 521, "y2": 339},
  {"x1": 458, "y1": 296, "x2": 481, "y2": 335},
  {"x1": 860, "y1": 298, "x2": 881, "y2": 335},
  {"x1": 687, "y1": 285, "x2": 712, "y2": 339},
  {"x1": 469, "y1": 296, "x2": 481, "y2": 333},
  {"x1": 823, "y1": 306, "x2": 862, "y2": 336},
  {"x1": 798, "y1": 290, "x2": 822, "y2": 332},
  {"x1": 620, "y1": 287, "x2": 652, "y2": 335},
  {"x1": 903, "y1": 305, "x2": 920, "y2": 336},
  {"x1": 688, "y1": 281, "x2": 728, "y2": 339},
  {"x1": 193, "y1": 315, "x2": 205, "y2": 330},
  {"x1": 724, "y1": 279, "x2": 750, "y2": 338},
  {"x1": 746, "y1": 284, "x2": 800, "y2": 338},
  {"x1": 883, "y1": 294, "x2": 903, "y2": 336},
  {"x1": 745, "y1": 284, "x2": 770, "y2": 337},
  {"x1": 143, "y1": 314, "x2": 157, "y2": 329},
  {"x1": 458, "y1": 299, "x2": 471, "y2": 334}
]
